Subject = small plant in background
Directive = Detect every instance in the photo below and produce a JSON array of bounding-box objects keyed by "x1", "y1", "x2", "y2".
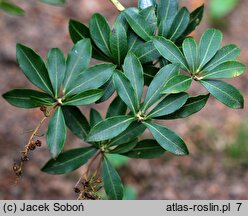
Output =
[
  {"x1": 2, "y1": 0, "x2": 246, "y2": 200},
  {"x1": 0, "y1": 0, "x2": 65, "y2": 16}
]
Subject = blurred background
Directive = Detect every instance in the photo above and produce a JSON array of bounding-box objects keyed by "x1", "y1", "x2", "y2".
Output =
[{"x1": 0, "y1": 0, "x2": 248, "y2": 199}]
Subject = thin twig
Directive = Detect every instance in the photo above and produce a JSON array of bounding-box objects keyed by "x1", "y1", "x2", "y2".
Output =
[{"x1": 109, "y1": 0, "x2": 125, "y2": 11}]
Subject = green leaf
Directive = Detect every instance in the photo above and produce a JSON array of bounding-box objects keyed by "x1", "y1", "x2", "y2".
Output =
[
  {"x1": 41, "y1": 147, "x2": 97, "y2": 174},
  {"x1": 209, "y1": 0, "x2": 239, "y2": 19},
  {"x1": 47, "y1": 48, "x2": 66, "y2": 98},
  {"x1": 168, "y1": 7, "x2": 190, "y2": 41},
  {"x1": 2, "y1": 89, "x2": 54, "y2": 108},
  {"x1": 102, "y1": 156, "x2": 124, "y2": 200},
  {"x1": 203, "y1": 44, "x2": 240, "y2": 71},
  {"x1": 143, "y1": 66, "x2": 159, "y2": 86},
  {"x1": 200, "y1": 80, "x2": 244, "y2": 109},
  {"x1": 106, "y1": 154, "x2": 129, "y2": 168},
  {"x1": 162, "y1": 75, "x2": 192, "y2": 94},
  {"x1": 123, "y1": 53, "x2": 144, "y2": 103},
  {"x1": 62, "y1": 106, "x2": 90, "y2": 140},
  {"x1": 63, "y1": 39, "x2": 92, "y2": 93},
  {"x1": 198, "y1": 29, "x2": 223, "y2": 69},
  {"x1": 133, "y1": 40, "x2": 161, "y2": 64},
  {"x1": 183, "y1": 4, "x2": 204, "y2": 36},
  {"x1": 109, "y1": 122, "x2": 146, "y2": 147},
  {"x1": 110, "y1": 139, "x2": 138, "y2": 154},
  {"x1": 143, "y1": 121, "x2": 189, "y2": 155},
  {"x1": 106, "y1": 96, "x2": 127, "y2": 118},
  {"x1": 140, "y1": 6, "x2": 157, "y2": 35},
  {"x1": 87, "y1": 116, "x2": 135, "y2": 142},
  {"x1": 30, "y1": 96, "x2": 54, "y2": 106},
  {"x1": 113, "y1": 71, "x2": 139, "y2": 114},
  {"x1": 96, "y1": 79, "x2": 115, "y2": 103},
  {"x1": 0, "y1": 1, "x2": 24, "y2": 16},
  {"x1": 63, "y1": 89, "x2": 103, "y2": 106},
  {"x1": 16, "y1": 44, "x2": 54, "y2": 96},
  {"x1": 90, "y1": 108, "x2": 103, "y2": 127},
  {"x1": 142, "y1": 64, "x2": 180, "y2": 111},
  {"x1": 182, "y1": 37, "x2": 199, "y2": 73},
  {"x1": 124, "y1": 8, "x2": 153, "y2": 41},
  {"x1": 90, "y1": 13, "x2": 112, "y2": 57},
  {"x1": 110, "y1": 20, "x2": 128, "y2": 66},
  {"x1": 65, "y1": 64, "x2": 115, "y2": 97},
  {"x1": 123, "y1": 139, "x2": 166, "y2": 159},
  {"x1": 153, "y1": 37, "x2": 189, "y2": 71},
  {"x1": 157, "y1": 0, "x2": 178, "y2": 25},
  {"x1": 127, "y1": 30, "x2": 145, "y2": 52},
  {"x1": 40, "y1": 0, "x2": 65, "y2": 5},
  {"x1": 46, "y1": 107, "x2": 66, "y2": 158},
  {"x1": 68, "y1": 19, "x2": 111, "y2": 62},
  {"x1": 138, "y1": 0, "x2": 157, "y2": 9},
  {"x1": 158, "y1": 94, "x2": 210, "y2": 119},
  {"x1": 147, "y1": 93, "x2": 189, "y2": 118},
  {"x1": 200, "y1": 61, "x2": 245, "y2": 79}
]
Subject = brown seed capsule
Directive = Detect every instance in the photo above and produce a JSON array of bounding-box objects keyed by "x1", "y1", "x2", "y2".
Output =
[
  {"x1": 74, "y1": 187, "x2": 81, "y2": 194},
  {"x1": 13, "y1": 163, "x2": 19, "y2": 172},
  {"x1": 15, "y1": 170, "x2": 22, "y2": 177},
  {"x1": 35, "y1": 140, "x2": 42, "y2": 147},
  {"x1": 40, "y1": 105, "x2": 47, "y2": 112},
  {"x1": 21, "y1": 155, "x2": 29, "y2": 162},
  {"x1": 28, "y1": 143, "x2": 36, "y2": 151}
]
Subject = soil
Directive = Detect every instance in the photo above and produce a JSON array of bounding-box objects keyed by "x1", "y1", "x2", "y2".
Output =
[{"x1": 0, "y1": 0, "x2": 248, "y2": 199}]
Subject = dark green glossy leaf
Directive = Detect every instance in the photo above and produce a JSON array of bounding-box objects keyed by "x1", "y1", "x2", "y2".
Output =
[
  {"x1": 182, "y1": 37, "x2": 199, "y2": 73},
  {"x1": 109, "y1": 122, "x2": 146, "y2": 147},
  {"x1": 153, "y1": 37, "x2": 189, "y2": 71},
  {"x1": 41, "y1": 147, "x2": 97, "y2": 174},
  {"x1": 47, "y1": 48, "x2": 66, "y2": 98},
  {"x1": 157, "y1": 0, "x2": 178, "y2": 25},
  {"x1": 102, "y1": 156, "x2": 123, "y2": 200},
  {"x1": 142, "y1": 64, "x2": 180, "y2": 111},
  {"x1": 90, "y1": 13, "x2": 112, "y2": 57},
  {"x1": 162, "y1": 75, "x2": 192, "y2": 94},
  {"x1": 30, "y1": 96, "x2": 54, "y2": 106},
  {"x1": 40, "y1": 0, "x2": 65, "y2": 5},
  {"x1": 68, "y1": 19, "x2": 111, "y2": 62},
  {"x1": 198, "y1": 28, "x2": 223, "y2": 69},
  {"x1": 138, "y1": 0, "x2": 157, "y2": 9},
  {"x1": 124, "y1": 8, "x2": 153, "y2": 41},
  {"x1": 65, "y1": 64, "x2": 115, "y2": 97},
  {"x1": 63, "y1": 39, "x2": 92, "y2": 93},
  {"x1": 123, "y1": 53, "x2": 144, "y2": 103},
  {"x1": 123, "y1": 139, "x2": 166, "y2": 159},
  {"x1": 183, "y1": 4, "x2": 204, "y2": 36},
  {"x1": 90, "y1": 108, "x2": 103, "y2": 127},
  {"x1": 96, "y1": 79, "x2": 115, "y2": 103},
  {"x1": 113, "y1": 71, "x2": 139, "y2": 114},
  {"x1": 2, "y1": 89, "x2": 54, "y2": 108},
  {"x1": 143, "y1": 121, "x2": 189, "y2": 155},
  {"x1": 87, "y1": 116, "x2": 135, "y2": 142},
  {"x1": 63, "y1": 89, "x2": 103, "y2": 106},
  {"x1": 110, "y1": 139, "x2": 138, "y2": 154},
  {"x1": 110, "y1": 20, "x2": 128, "y2": 66},
  {"x1": 148, "y1": 93, "x2": 189, "y2": 118},
  {"x1": 203, "y1": 44, "x2": 240, "y2": 71},
  {"x1": 62, "y1": 106, "x2": 90, "y2": 140},
  {"x1": 0, "y1": 1, "x2": 24, "y2": 16},
  {"x1": 200, "y1": 79, "x2": 244, "y2": 109},
  {"x1": 168, "y1": 7, "x2": 190, "y2": 41},
  {"x1": 16, "y1": 44, "x2": 54, "y2": 96},
  {"x1": 159, "y1": 94, "x2": 210, "y2": 119},
  {"x1": 133, "y1": 40, "x2": 161, "y2": 64},
  {"x1": 140, "y1": 6, "x2": 157, "y2": 35},
  {"x1": 200, "y1": 61, "x2": 245, "y2": 79},
  {"x1": 127, "y1": 30, "x2": 145, "y2": 52},
  {"x1": 106, "y1": 96, "x2": 127, "y2": 118},
  {"x1": 46, "y1": 107, "x2": 66, "y2": 158},
  {"x1": 144, "y1": 66, "x2": 160, "y2": 86}
]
